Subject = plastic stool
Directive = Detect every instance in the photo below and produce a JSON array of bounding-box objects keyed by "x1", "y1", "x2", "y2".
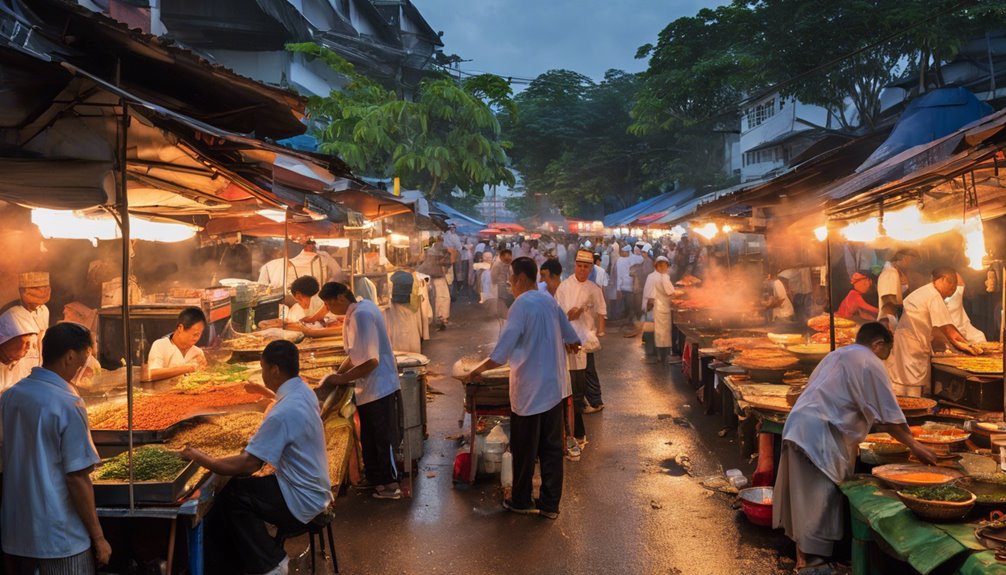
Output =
[{"x1": 274, "y1": 510, "x2": 339, "y2": 574}]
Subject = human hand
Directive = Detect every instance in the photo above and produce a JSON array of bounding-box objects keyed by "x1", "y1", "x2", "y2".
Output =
[
  {"x1": 912, "y1": 444, "x2": 940, "y2": 466},
  {"x1": 463, "y1": 370, "x2": 483, "y2": 385},
  {"x1": 93, "y1": 536, "x2": 112, "y2": 567},
  {"x1": 567, "y1": 307, "x2": 583, "y2": 321},
  {"x1": 565, "y1": 342, "x2": 582, "y2": 355},
  {"x1": 179, "y1": 446, "x2": 199, "y2": 462}
]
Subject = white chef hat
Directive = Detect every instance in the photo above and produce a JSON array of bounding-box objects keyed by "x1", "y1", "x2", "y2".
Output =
[{"x1": 0, "y1": 308, "x2": 38, "y2": 346}]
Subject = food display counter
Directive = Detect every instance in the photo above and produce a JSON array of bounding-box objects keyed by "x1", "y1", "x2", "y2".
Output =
[{"x1": 931, "y1": 354, "x2": 1005, "y2": 412}]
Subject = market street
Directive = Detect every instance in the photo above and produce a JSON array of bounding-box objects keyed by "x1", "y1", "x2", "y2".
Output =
[{"x1": 319, "y1": 300, "x2": 791, "y2": 575}]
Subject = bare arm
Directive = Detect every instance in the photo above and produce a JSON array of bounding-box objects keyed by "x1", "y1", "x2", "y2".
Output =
[
  {"x1": 66, "y1": 467, "x2": 111, "y2": 566},
  {"x1": 938, "y1": 324, "x2": 979, "y2": 355},
  {"x1": 874, "y1": 423, "x2": 939, "y2": 465},
  {"x1": 144, "y1": 363, "x2": 197, "y2": 382},
  {"x1": 181, "y1": 447, "x2": 264, "y2": 477},
  {"x1": 314, "y1": 358, "x2": 379, "y2": 399},
  {"x1": 300, "y1": 325, "x2": 344, "y2": 338}
]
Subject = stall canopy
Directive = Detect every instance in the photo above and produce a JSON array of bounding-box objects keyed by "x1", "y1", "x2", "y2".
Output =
[
  {"x1": 822, "y1": 107, "x2": 1006, "y2": 221},
  {"x1": 858, "y1": 87, "x2": 993, "y2": 171},
  {"x1": 3, "y1": 0, "x2": 307, "y2": 139},
  {"x1": 602, "y1": 189, "x2": 694, "y2": 228},
  {"x1": 431, "y1": 201, "x2": 485, "y2": 232}
]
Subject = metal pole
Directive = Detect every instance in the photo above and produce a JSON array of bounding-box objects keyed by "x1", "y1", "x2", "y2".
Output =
[
  {"x1": 826, "y1": 227, "x2": 836, "y2": 352},
  {"x1": 117, "y1": 99, "x2": 135, "y2": 510},
  {"x1": 281, "y1": 211, "x2": 289, "y2": 322}
]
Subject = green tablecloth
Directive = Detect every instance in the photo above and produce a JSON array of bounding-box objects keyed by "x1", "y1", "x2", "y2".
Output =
[{"x1": 842, "y1": 478, "x2": 1006, "y2": 574}]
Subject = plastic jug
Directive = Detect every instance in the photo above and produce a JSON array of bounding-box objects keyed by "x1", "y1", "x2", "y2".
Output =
[
  {"x1": 483, "y1": 424, "x2": 507, "y2": 474},
  {"x1": 501, "y1": 451, "x2": 513, "y2": 487}
]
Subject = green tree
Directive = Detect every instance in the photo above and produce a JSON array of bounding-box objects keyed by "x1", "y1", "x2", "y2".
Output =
[
  {"x1": 505, "y1": 69, "x2": 700, "y2": 218},
  {"x1": 287, "y1": 43, "x2": 515, "y2": 202}
]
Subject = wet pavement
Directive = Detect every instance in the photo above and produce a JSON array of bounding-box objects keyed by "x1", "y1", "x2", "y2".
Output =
[{"x1": 298, "y1": 299, "x2": 795, "y2": 575}]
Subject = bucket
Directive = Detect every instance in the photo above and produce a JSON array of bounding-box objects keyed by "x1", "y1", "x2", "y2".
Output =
[{"x1": 739, "y1": 487, "x2": 774, "y2": 527}]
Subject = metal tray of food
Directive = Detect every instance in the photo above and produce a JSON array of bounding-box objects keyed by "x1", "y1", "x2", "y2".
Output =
[
  {"x1": 92, "y1": 459, "x2": 203, "y2": 506},
  {"x1": 90, "y1": 418, "x2": 200, "y2": 446}
]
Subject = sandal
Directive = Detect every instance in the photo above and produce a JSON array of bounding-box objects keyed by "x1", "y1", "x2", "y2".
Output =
[{"x1": 372, "y1": 485, "x2": 402, "y2": 500}]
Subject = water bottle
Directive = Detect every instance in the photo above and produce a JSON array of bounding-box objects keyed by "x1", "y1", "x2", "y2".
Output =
[{"x1": 501, "y1": 450, "x2": 513, "y2": 488}]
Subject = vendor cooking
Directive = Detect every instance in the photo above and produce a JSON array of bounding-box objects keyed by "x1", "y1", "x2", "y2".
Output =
[
  {"x1": 835, "y1": 272, "x2": 879, "y2": 323},
  {"x1": 774, "y1": 322, "x2": 938, "y2": 574},
  {"x1": 3, "y1": 271, "x2": 51, "y2": 369},
  {"x1": 876, "y1": 248, "x2": 919, "y2": 326},
  {"x1": 887, "y1": 267, "x2": 980, "y2": 397},
  {"x1": 143, "y1": 307, "x2": 208, "y2": 381},
  {"x1": 943, "y1": 272, "x2": 987, "y2": 344}
]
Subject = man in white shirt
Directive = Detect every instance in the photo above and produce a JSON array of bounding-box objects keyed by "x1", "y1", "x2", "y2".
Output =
[
  {"x1": 764, "y1": 272, "x2": 795, "y2": 323},
  {"x1": 0, "y1": 310, "x2": 39, "y2": 391},
  {"x1": 888, "y1": 267, "x2": 980, "y2": 396},
  {"x1": 183, "y1": 340, "x2": 333, "y2": 575},
  {"x1": 9, "y1": 271, "x2": 50, "y2": 369},
  {"x1": 144, "y1": 307, "x2": 208, "y2": 381},
  {"x1": 774, "y1": 323, "x2": 937, "y2": 573},
  {"x1": 258, "y1": 240, "x2": 343, "y2": 289},
  {"x1": 876, "y1": 249, "x2": 919, "y2": 324},
  {"x1": 2, "y1": 323, "x2": 110, "y2": 573},
  {"x1": 465, "y1": 257, "x2": 580, "y2": 519},
  {"x1": 615, "y1": 245, "x2": 643, "y2": 320},
  {"x1": 490, "y1": 249, "x2": 514, "y2": 310},
  {"x1": 643, "y1": 256, "x2": 678, "y2": 364},
  {"x1": 556, "y1": 250, "x2": 607, "y2": 446},
  {"x1": 538, "y1": 259, "x2": 562, "y2": 296},
  {"x1": 944, "y1": 273, "x2": 987, "y2": 344},
  {"x1": 316, "y1": 283, "x2": 403, "y2": 500},
  {"x1": 418, "y1": 237, "x2": 452, "y2": 329}
]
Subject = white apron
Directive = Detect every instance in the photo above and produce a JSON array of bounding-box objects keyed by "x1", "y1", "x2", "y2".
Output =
[
  {"x1": 653, "y1": 294, "x2": 673, "y2": 349},
  {"x1": 886, "y1": 331, "x2": 930, "y2": 397}
]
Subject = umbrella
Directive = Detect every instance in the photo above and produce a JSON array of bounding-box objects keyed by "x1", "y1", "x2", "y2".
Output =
[
  {"x1": 493, "y1": 222, "x2": 526, "y2": 233},
  {"x1": 479, "y1": 228, "x2": 504, "y2": 236}
]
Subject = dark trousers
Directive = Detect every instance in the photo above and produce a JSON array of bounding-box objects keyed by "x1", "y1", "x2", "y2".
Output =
[
  {"x1": 205, "y1": 475, "x2": 306, "y2": 575},
  {"x1": 584, "y1": 353, "x2": 602, "y2": 407},
  {"x1": 358, "y1": 391, "x2": 401, "y2": 486},
  {"x1": 510, "y1": 401, "x2": 564, "y2": 513},
  {"x1": 569, "y1": 370, "x2": 586, "y2": 439}
]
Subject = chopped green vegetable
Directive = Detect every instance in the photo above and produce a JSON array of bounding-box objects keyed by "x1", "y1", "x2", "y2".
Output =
[
  {"x1": 901, "y1": 485, "x2": 972, "y2": 503},
  {"x1": 175, "y1": 363, "x2": 250, "y2": 390},
  {"x1": 95, "y1": 445, "x2": 188, "y2": 482}
]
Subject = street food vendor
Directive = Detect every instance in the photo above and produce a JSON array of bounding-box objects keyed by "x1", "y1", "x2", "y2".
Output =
[
  {"x1": 258, "y1": 239, "x2": 343, "y2": 289},
  {"x1": 385, "y1": 269, "x2": 427, "y2": 353},
  {"x1": 835, "y1": 272, "x2": 879, "y2": 322},
  {"x1": 0, "y1": 310, "x2": 38, "y2": 392},
  {"x1": 144, "y1": 307, "x2": 208, "y2": 381},
  {"x1": 6, "y1": 272, "x2": 51, "y2": 368},
  {"x1": 464, "y1": 257, "x2": 580, "y2": 519},
  {"x1": 876, "y1": 248, "x2": 919, "y2": 324},
  {"x1": 181, "y1": 340, "x2": 333, "y2": 575},
  {"x1": 643, "y1": 256, "x2": 677, "y2": 364},
  {"x1": 888, "y1": 267, "x2": 980, "y2": 396},
  {"x1": 314, "y1": 282, "x2": 403, "y2": 500},
  {"x1": 764, "y1": 271, "x2": 795, "y2": 323},
  {"x1": 944, "y1": 273, "x2": 987, "y2": 344},
  {"x1": 774, "y1": 322, "x2": 938, "y2": 575}
]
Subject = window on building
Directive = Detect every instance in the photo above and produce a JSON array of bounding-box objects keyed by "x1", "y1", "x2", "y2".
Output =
[{"x1": 744, "y1": 98, "x2": 776, "y2": 130}]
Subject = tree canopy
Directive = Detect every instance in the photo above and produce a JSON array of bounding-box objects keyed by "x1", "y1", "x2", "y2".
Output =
[{"x1": 288, "y1": 43, "x2": 515, "y2": 202}]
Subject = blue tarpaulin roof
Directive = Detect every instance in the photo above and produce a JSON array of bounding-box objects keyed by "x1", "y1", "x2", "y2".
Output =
[
  {"x1": 602, "y1": 189, "x2": 694, "y2": 228},
  {"x1": 858, "y1": 87, "x2": 993, "y2": 171}
]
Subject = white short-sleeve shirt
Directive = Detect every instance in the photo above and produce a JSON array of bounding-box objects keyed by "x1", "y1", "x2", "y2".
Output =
[
  {"x1": 343, "y1": 300, "x2": 400, "y2": 405},
  {"x1": 897, "y1": 283, "x2": 954, "y2": 345},
  {"x1": 245, "y1": 377, "x2": 333, "y2": 524},
  {"x1": 147, "y1": 335, "x2": 204, "y2": 370},
  {"x1": 783, "y1": 345, "x2": 906, "y2": 484},
  {"x1": 555, "y1": 277, "x2": 607, "y2": 369},
  {"x1": 1, "y1": 367, "x2": 101, "y2": 558}
]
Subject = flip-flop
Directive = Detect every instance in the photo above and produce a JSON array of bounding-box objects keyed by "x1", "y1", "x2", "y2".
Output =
[{"x1": 372, "y1": 486, "x2": 402, "y2": 500}]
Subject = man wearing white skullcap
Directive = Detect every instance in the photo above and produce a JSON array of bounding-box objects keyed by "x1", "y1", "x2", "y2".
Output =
[
  {"x1": 0, "y1": 310, "x2": 39, "y2": 393},
  {"x1": 10, "y1": 272, "x2": 50, "y2": 369}
]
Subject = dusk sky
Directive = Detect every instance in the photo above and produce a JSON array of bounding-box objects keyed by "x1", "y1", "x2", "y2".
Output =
[{"x1": 415, "y1": 0, "x2": 721, "y2": 85}]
